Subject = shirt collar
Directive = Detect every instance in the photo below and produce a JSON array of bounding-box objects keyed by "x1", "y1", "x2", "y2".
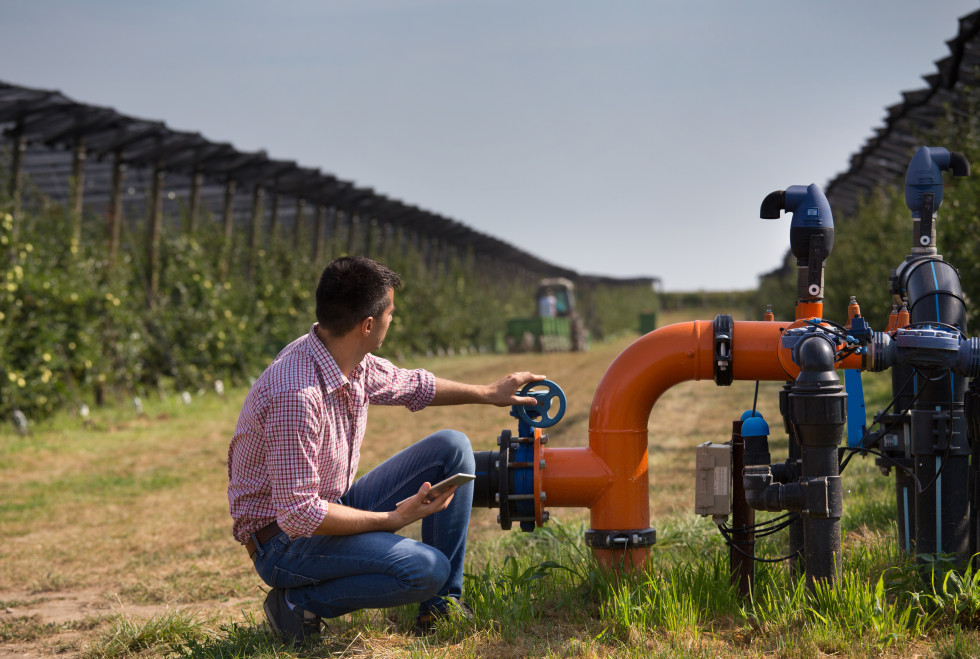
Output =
[{"x1": 307, "y1": 324, "x2": 365, "y2": 390}]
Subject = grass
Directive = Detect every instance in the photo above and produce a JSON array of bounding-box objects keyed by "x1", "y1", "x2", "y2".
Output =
[{"x1": 2, "y1": 314, "x2": 980, "y2": 657}]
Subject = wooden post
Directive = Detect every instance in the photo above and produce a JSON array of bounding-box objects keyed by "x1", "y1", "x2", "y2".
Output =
[
  {"x1": 346, "y1": 214, "x2": 358, "y2": 255},
  {"x1": 248, "y1": 183, "x2": 264, "y2": 281},
  {"x1": 393, "y1": 225, "x2": 405, "y2": 265},
  {"x1": 268, "y1": 190, "x2": 280, "y2": 238},
  {"x1": 364, "y1": 218, "x2": 376, "y2": 257},
  {"x1": 730, "y1": 420, "x2": 755, "y2": 598},
  {"x1": 330, "y1": 209, "x2": 342, "y2": 255},
  {"x1": 293, "y1": 198, "x2": 306, "y2": 250},
  {"x1": 313, "y1": 205, "x2": 325, "y2": 263},
  {"x1": 70, "y1": 136, "x2": 86, "y2": 249},
  {"x1": 220, "y1": 178, "x2": 236, "y2": 277},
  {"x1": 147, "y1": 163, "x2": 164, "y2": 305},
  {"x1": 187, "y1": 170, "x2": 203, "y2": 234},
  {"x1": 222, "y1": 179, "x2": 236, "y2": 242},
  {"x1": 8, "y1": 127, "x2": 25, "y2": 249},
  {"x1": 107, "y1": 150, "x2": 125, "y2": 263}
]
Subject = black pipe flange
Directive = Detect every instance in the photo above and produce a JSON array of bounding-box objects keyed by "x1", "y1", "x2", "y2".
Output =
[{"x1": 496, "y1": 429, "x2": 513, "y2": 530}]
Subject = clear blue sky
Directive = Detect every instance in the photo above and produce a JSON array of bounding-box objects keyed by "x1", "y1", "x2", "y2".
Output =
[{"x1": 2, "y1": 0, "x2": 977, "y2": 290}]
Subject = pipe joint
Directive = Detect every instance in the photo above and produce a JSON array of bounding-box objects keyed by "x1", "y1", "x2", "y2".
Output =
[
  {"x1": 867, "y1": 330, "x2": 980, "y2": 378},
  {"x1": 770, "y1": 460, "x2": 799, "y2": 484},
  {"x1": 792, "y1": 333, "x2": 840, "y2": 390},
  {"x1": 802, "y1": 475, "x2": 843, "y2": 519},
  {"x1": 743, "y1": 466, "x2": 780, "y2": 512},
  {"x1": 744, "y1": 468, "x2": 804, "y2": 512}
]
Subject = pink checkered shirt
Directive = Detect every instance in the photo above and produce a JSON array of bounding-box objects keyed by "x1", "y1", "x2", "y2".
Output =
[{"x1": 227, "y1": 325, "x2": 435, "y2": 544}]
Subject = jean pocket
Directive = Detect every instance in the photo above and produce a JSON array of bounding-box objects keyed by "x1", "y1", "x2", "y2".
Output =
[{"x1": 271, "y1": 564, "x2": 320, "y2": 589}]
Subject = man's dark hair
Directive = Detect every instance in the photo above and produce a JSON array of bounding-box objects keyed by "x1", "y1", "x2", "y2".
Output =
[{"x1": 315, "y1": 256, "x2": 402, "y2": 336}]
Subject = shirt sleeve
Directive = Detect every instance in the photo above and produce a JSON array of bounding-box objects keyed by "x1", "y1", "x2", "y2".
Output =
[
  {"x1": 265, "y1": 388, "x2": 329, "y2": 537},
  {"x1": 362, "y1": 354, "x2": 435, "y2": 411}
]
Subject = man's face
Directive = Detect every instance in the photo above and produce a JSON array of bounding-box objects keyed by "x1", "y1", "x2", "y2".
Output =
[{"x1": 369, "y1": 288, "x2": 395, "y2": 350}]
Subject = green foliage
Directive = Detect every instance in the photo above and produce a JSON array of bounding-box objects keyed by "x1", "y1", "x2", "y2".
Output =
[
  {"x1": 170, "y1": 613, "x2": 288, "y2": 659},
  {"x1": 934, "y1": 83, "x2": 980, "y2": 331},
  {"x1": 916, "y1": 558, "x2": 980, "y2": 629},
  {"x1": 753, "y1": 250, "x2": 795, "y2": 321},
  {"x1": 0, "y1": 203, "x2": 145, "y2": 419},
  {"x1": 823, "y1": 187, "x2": 911, "y2": 329},
  {"x1": 2, "y1": 185, "x2": 660, "y2": 423},
  {"x1": 579, "y1": 281, "x2": 661, "y2": 340},
  {"x1": 661, "y1": 289, "x2": 756, "y2": 313}
]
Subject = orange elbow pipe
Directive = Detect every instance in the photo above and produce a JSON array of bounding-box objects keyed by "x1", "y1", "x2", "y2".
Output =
[{"x1": 586, "y1": 320, "x2": 789, "y2": 567}]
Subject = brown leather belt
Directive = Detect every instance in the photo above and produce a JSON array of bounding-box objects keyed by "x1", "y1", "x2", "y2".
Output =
[{"x1": 245, "y1": 521, "x2": 282, "y2": 560}]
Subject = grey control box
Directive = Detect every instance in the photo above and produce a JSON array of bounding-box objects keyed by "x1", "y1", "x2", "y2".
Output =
[{"x1": 694, "y1": 442, "x2": 731, "y2": 519}]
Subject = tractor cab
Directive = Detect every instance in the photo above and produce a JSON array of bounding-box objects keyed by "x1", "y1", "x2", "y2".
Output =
[{"x1": 507, "y1": 277, "x2": 587, "y2": 353}]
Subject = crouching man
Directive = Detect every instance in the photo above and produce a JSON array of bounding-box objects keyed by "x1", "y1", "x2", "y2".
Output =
[{"x1": 227, "y1": 255, "x2": 543, "y2": 646}]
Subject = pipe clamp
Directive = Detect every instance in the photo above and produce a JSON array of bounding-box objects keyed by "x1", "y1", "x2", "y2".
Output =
[
  {"x1": 713, "y1": 314, "x2": 734, "y2": 386},
  {"x1": 584, "y1": 528, "x2": 657, "y2": 549}
]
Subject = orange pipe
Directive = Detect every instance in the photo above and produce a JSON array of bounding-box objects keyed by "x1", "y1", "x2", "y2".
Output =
[
  {"x1": 538, "y1": 446, "x2": 613, "y2": 508},
  {"x1": 796, "y1": 301, "x2": 823, "y2": 320}
]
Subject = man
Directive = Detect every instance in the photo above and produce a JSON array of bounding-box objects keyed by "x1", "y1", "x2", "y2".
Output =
[{"x1": 227, "y1": 255, "x2": 543, "y2": 646}]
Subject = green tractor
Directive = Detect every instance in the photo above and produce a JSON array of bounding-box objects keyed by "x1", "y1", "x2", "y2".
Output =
[{"x1": 505, "y1": 278, "x2": 588, "y2": 353}]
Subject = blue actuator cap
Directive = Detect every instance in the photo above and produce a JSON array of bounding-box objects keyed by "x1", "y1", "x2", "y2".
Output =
[{"x1": 741, "y1": 416, "x2": 770, "y2": 437}]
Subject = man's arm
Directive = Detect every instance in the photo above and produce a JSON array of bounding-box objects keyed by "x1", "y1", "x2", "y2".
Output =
[
  {"x1": 313, "y1": 480, "x2": 458, "y2": 535},
  {"x1": 430, "y1": 371, "x2": 546, "y2": 407}
]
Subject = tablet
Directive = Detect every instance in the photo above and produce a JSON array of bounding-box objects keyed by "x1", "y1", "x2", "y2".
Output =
[{"x1": 396, "y1": 473, "x2": 476, "y2": 507}]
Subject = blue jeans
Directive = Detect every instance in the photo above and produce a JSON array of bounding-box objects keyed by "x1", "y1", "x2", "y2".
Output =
[{"x1": 251, "y1": 429, "x2": 475, "y2": 619}]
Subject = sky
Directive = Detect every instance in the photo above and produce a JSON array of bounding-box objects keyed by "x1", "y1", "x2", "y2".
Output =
[{"x1": 1, "y1": 0, "x2": 978, "y2": 291}]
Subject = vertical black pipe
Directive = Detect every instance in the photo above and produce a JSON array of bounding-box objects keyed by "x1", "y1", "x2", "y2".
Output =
[
  {"x1": 966, "y1": 378, "x2": 980, "y2": 565},
  {"x1": 885, "y1": 362, "x2": 916, "y2": 555},
  {"x1": 730, "y1": 420, "x2": 754, "y2": 597},
  {"x1": 779, "y1": 383, "x2": 805, "y2": 577},
  {"x1": 790, "y1": 336, "x2": 846, "y2": 588},
  {"x1": 901, "y1": 257, "x2": 971, "y2": 566}
]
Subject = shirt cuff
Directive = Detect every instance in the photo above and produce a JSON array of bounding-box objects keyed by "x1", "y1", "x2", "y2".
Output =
[
  {"x1": 408, "y1": 369, "x2": 436, "y2": 411},
  {"x1": 278, "y1": 499, "x2": 329, "y2": 538}
]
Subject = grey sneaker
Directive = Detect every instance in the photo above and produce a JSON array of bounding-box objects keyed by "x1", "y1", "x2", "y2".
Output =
[{"x1": 263, "y1": 588, "x2": 321, "y2": 647}]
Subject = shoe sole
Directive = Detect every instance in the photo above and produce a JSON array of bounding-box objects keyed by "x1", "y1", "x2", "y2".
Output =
[{"x1": 263, "y1": 595, "x2": 285, "y2": 639}]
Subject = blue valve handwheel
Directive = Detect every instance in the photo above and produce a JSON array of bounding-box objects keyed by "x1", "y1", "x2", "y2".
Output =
[{"x1": 516, "y1": 380, "x2": 566, "y2": 428}]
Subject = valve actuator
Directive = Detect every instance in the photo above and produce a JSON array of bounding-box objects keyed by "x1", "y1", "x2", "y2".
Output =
[{"x1": 761, "y1": 183, "x2": 834, "y2": 301}]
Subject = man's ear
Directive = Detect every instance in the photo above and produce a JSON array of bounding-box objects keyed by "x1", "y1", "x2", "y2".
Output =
[{"x1": 360, "y1": 316, "x2": 375, "y2": 336}]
